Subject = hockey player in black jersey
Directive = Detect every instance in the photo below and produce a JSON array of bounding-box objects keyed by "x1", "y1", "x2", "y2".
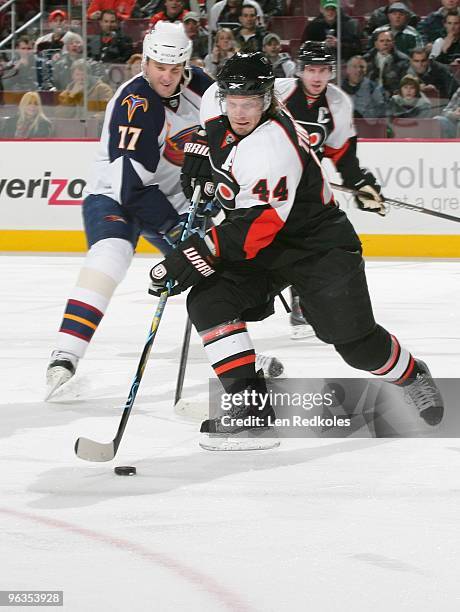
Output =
[
  {"x1": 277, "y1": 41, "x2": 387, "y2": 338},
  {"x1": 150, "y1": 52, "x2": 444, "y2": 439}
]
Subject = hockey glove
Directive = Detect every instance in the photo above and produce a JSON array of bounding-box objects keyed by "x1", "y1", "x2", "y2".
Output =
[
  {"x1": 181, "y1": 129, "x2": 215, "y2": 204},
  {"x1": 353, "y1": 171, "x2": 387, "y2": 217},
  {"x1": 149, "y1": 233, "x2": 218, "y2": 297}
]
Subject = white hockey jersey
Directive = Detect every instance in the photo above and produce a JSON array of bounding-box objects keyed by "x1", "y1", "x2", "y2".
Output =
[{"x1": 84, "y1": 67, "x2": 212, "y2": 230}]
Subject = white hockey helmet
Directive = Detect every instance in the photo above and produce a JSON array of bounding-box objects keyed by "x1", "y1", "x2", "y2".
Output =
[{"x1": 143, "y1": 22, "x2": 192, "y2": 66}]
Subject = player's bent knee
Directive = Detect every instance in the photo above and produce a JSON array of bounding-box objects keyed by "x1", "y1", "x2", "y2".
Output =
[
  {"x1": 334, "y1": 324, "x2": 392, "y2": 372},
  {"x1": 187, "y1": 282, "x2": 241, "y2": 332},
  {"x1": 77, "y1": 238, "x2": 134, "y2": 298}
]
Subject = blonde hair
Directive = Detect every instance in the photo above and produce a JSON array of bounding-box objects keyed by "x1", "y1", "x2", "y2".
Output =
[
  {"x1": 17, "y1": 91, "x2": 49, "y2": 134},
  {"x1": 215, "y1": 28, "x2": 238, "y2": 58}
]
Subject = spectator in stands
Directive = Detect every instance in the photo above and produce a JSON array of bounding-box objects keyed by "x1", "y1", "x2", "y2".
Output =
[
  {"x1": 234, "y1": 4, "x2": 266, "y2": 52},
  {"x1": 262, "y1": 33, "x2": 296, "y2": 77},
  {"x1": 430, "y1": 10, "x2": 460, "y2": 64},
  {"x1": 209, "y1": 0, "x2": 264, "y2": 34},
  {"x1": 372, "y1": 3, "x2": 423, "y2": 56},
  {"x1": 1, "y1": 91, "x2": 52, "y2": 138},
  {"x1": 435, "y1": 84, "x2": 460, "y2": 135},
  {"x1": 301, "y1": 0, "x2": 362, "y2": 61},
  {"x1": 417, "y1": 0, "x2": 459, "y2": 47},
  {"x1": 407, "y1": 47, "x2": 459, "y2": 101},
  {"x1": 87, "y1": 0, "x2": 136, "y2": 21},
  {"x1": 87, "y1": 10, "x2": 133, "y2": 63},
  {"x1": 56, "y1": 59, "x2": 113, "y2": 118},
  {"x1": 1, "y1": 36, "x2": 38, "y2": 91},
  {"x1": 204, "y1": 27, "x2": 238, "y2": 77},
  {"x1": 368, "y1": 0, "x2": 418, "y2": 34},
  {"x1": 150, "y1": 0, "x2": 189, "y2": 27},
  {"x1": 387, "y1": 74, "x2": 432, "y2": 118},
  {"x1": 183, "y1": 12, "x2": 209, "y2": 59},
  {"x1": 126, "y1": 53, "x2": 142, "y2": 78},
  {"x1": 342, "y1": 55, "x2": 386, "y2": 117},
  {"x1": 257, "y1": 0, "x2": 282, "y2": 18},
  {"x1": 52, "y1": 32, "x2": 84, "y2": 90},
  {"x1": 364, "y1": 30, "x2": 409, "y2": 98},
  {"x1": 35, "y1": 10, "x2": 68, "y2": 54}
]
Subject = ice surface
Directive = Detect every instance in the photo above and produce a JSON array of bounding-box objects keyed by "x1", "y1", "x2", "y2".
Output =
[{"x1": 1, "y1": 255, "x2": 460, "y2": 611}]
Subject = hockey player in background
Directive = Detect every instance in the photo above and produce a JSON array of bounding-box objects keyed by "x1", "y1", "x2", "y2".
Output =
[
  {"x1": 149, "y1": 52, "x2": 443, "y2": 439},
  {"x1": 45, "y1": 23, "x2": 211, "y2": 399},
  {"x1": 46, "y1": 24, "x2": 280, "y2": 400},
  {"x1": 276, "y1": 41, "x2": 387, "y2": 339}
]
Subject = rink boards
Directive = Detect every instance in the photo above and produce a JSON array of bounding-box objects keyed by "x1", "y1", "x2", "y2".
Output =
[{"x1": 0, "y1": 139, "x2": 459, "y2": 257}]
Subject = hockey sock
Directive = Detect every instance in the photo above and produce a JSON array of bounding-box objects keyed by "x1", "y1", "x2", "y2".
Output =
[
  {"x1": 335, "y1": 325, "x2": 419, "y2": 384},
  {"x1": 55, "y1": 238, "x2": 133, "y2": 358},
  {"x1": 200, "y1": 320, "x2": 256, "y2": 393}
]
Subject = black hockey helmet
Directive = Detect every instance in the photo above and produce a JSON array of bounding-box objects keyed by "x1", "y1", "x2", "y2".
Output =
[
  {"x1": 217, "y1": 52, "x2": 275, "y2": 97},
  {"x1": 297, "y1": 41, "x2": 336, "y2": 68}
]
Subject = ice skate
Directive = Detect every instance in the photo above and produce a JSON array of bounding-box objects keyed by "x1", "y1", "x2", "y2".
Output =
[
  {"x1": 45, "y1": 351, "x2": 79, "y2": 400},
  {"x1": 200, "y1": 371, "x2": 279, "y2": 451},
  {"x1": 290, "y1": 294, "x2": 314, "y2": 340},
  {"x1": 403, "y1": 360, "x2": 444, "y2": 426},
  {"x1": 255, "y1": 353, "x2": 284, "y2": 378}
]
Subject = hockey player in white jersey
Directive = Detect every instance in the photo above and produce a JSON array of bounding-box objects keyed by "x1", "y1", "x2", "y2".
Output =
[
  {"x1": 276, "y1": 41, "x2": 387, "y2": 338},
  {"x1": 45, "y1": 23, "x2": 213, "y2": 399},
  {"x1": 149, "y1": 52, "x2": 443, "y2": 439}
]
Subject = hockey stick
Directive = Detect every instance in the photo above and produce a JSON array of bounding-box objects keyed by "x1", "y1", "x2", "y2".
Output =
[
  {"x1": 174, "y1": 316, "x2": 193, "y2": 406},
  {"x1": 330, "y1": 182, "x2": 460, "y2": 223},
  {"x1": 74, "y1": 185, "x2": 202, "y2": 462}
]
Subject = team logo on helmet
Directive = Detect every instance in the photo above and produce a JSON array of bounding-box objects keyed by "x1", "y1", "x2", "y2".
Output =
[
  {"x1": 121, "y1": 95, "x2": 149, "y2": 123},
  {"x1": 164, "y1": 124, "x2": 201, "y2": 166}
]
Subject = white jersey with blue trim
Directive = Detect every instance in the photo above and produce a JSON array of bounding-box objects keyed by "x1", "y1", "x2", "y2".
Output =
[{"x1": 84, "y1": 67, "x2": 212, "y2": 219}]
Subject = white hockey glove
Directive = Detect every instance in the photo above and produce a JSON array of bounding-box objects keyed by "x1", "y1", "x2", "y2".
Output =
[{"x1": 353, "y1": 172, "x2": 387, "y2": 217}]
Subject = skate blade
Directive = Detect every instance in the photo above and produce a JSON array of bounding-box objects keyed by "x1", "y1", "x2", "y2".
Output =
[
  {"x1": 45, "y1": 367, "x2": 74, "y2": 401},
  {"x1": 291, "y1": 325, "x2": 315, "y2": 340},
  {"x1": 199, "y1": 434, "x2": 280, "y2": 452}
]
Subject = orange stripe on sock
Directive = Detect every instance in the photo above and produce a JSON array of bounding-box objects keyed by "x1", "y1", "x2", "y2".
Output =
[
  {"x1": 395, "y1": 356, "x2": 415, "y2": 385},
  {"x1": 64, "y1": 314, "x2": 98, "y2": 330},
  {"x1": 202, "y1": 321, "x2": 247, "y2": 344},
  {"x1": 214, "y1": 354, "x2": 255, "y2": 376}
]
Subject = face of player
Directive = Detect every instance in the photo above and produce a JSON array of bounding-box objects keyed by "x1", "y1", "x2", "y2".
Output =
[
  {"x1": 346, "y1": 58, "x2": 366, "y2": 84},
  {"x1": 300, "y1": 65, "x2": 332, "y2": 96},
  {"x1": 410, "y1": 52, "x2": 428, "y2": 74},
  {"x1": 446, "y1": 15, "x2": 460, "y2": 37},
  {"x1": 226, "y1": 95, "x2": 264, "y2": 136},
  {"x1": 240, "y1": 8, "x2": 257, "y2": 30},
  {"x1": 375, "y1": 31, "x2": 394, "y2": 54},
  {"x1": 264, "y1": 39, "x2": 281, "y2": 57},
  {"x1": 100, "y1": 13, "x2": 117, "y2": 33},
  {"x1": 145, "y1": 59, "x2": 184, "y2": 98},
  {"x1": 401, "y1": 83, "x2": 417, "y2": 99},
  {"x1": 388, "y1": 10, "x2": 407, "y2": 29}
]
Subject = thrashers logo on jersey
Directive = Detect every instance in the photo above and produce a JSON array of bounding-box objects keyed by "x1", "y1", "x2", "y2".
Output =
[
  {"x1": 164, "y1": 124, "x2": 200, "y2": 166},
  {"x1": 121, "y1": 95, "x2": 149, "y2": 123}
]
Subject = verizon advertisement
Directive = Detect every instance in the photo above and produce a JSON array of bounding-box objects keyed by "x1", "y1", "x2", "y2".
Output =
[{"x1": 0, "y1": 140, "x2": 459, "y2": 236}]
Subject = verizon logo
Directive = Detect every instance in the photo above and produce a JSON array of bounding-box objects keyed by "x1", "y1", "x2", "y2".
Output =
[{"x1": 0, "y1": 171, "x2": 86, "y2": 205}]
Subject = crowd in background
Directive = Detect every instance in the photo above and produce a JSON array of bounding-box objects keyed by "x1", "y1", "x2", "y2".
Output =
[{"x1": 0, "y1": 0, "x2": 459, "y2": 138}]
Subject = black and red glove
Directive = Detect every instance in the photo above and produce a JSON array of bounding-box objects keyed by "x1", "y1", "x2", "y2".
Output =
[
  {"x1": 149, "y1": 233, "x2": 218, "y2": 296},
  {"x1": 180, "y1": 129, "x2": 215, "y2": 203}
]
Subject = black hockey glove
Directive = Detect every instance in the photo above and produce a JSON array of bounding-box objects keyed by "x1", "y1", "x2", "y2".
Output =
[
  {"x1": 149, "y1": 233, "x2": 218, "y2": 297},
  {"x1": 353, "y1": 171, "x2": 387, "y2": 216},
  {"x1": 181, "y1": 129, "x2": 215, "y2": 204}
]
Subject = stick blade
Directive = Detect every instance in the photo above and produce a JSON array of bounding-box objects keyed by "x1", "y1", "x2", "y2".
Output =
[{"x1": 74, "y1": 436, "x2": 116, "y2": 462}]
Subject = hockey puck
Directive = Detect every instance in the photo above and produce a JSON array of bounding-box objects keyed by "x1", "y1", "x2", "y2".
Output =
[{"x1": 114, "y1": 466, "x2": 136, "y2": 476}]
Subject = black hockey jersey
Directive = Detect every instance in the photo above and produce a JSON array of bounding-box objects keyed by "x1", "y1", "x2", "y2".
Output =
[{"x1": 201, "y1": 83, "x2": 361, "y2": 270}]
